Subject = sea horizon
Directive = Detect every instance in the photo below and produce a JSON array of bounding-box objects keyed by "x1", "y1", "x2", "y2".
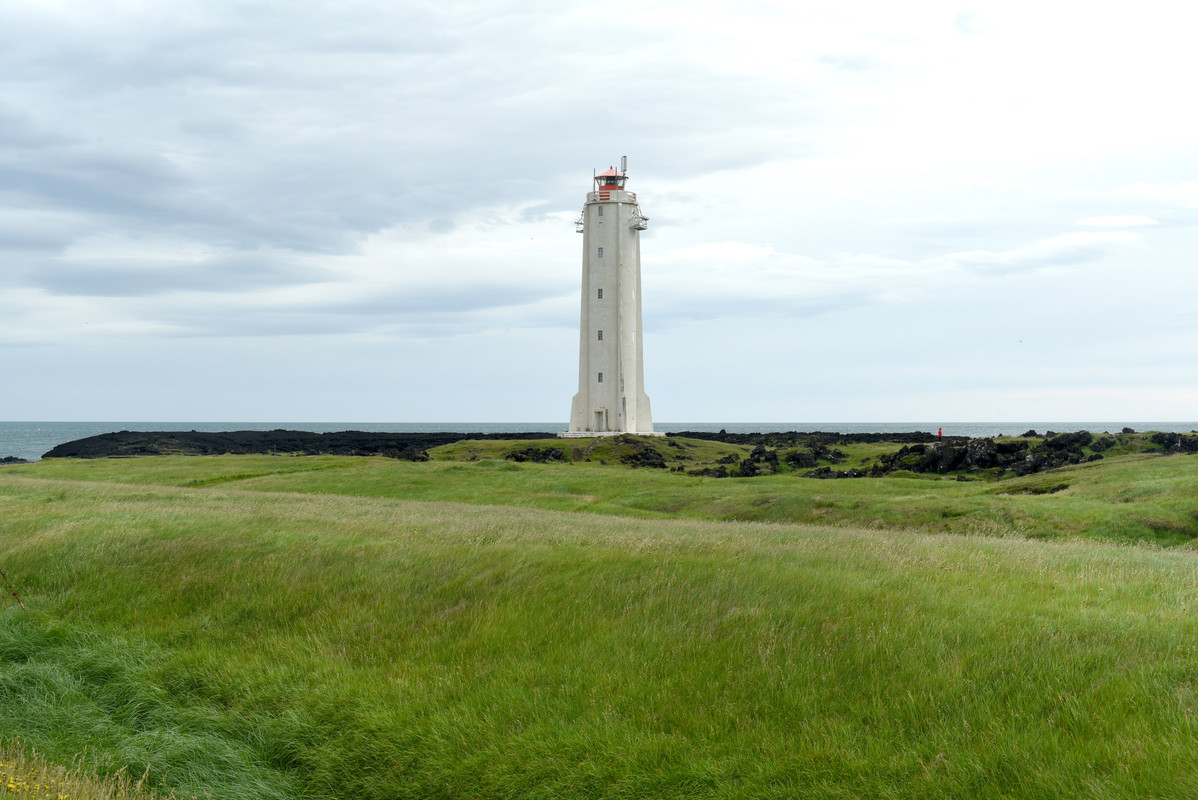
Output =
[{"x1": 4, "y1": 420, "x2": 1197, "y2": 463}]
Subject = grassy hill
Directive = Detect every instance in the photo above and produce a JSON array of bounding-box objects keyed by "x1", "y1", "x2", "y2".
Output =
[{"x1": 2, "y1": 444, "x2": 1198, "y2": 797}]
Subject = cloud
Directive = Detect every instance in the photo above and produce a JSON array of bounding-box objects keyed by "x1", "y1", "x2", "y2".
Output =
[
  {"x1": 1120, "y1": 183, "x2": 1198, "y2": 209},
  {"x1": 1076, "y1": 216, "x2": 1159, "y2": 228},
  {"x1": 641, "y1": 226, "x2": 1147, "y2": 325},
  {"x1": 816, "y1": 53, "x2": 885, "y2": 73},
  {"x1": 936, "y1": 231, "x2": 1143, "y2": 275},
  {"x1": 3, "y1": 1, "x2": 1198, "y2": 421},
  {"x1": 954, "y1": 9, "x2": 982, "y2": 35},
  {"x1": 0, "y1": 0, "x2": 823, "y2": 310}
]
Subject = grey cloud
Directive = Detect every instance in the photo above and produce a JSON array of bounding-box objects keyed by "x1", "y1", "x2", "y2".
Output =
[
  {"x1": 0, "y1": 148, "x2": 186, "y2": 219},
  {"x1": 321, "y1": 284, "x2": 561, "y2": 317},
  {"x1": 0, "y1": 210, "x2": 97, "y2": 253},
  {"x1": 942, "y1": 233, "x2": 1138, "y2": 276},
  {"x1": 2, "y1": 0, "x2": 816, "y2": 247},
  {"x1": 0, "y1": 106, "x2": 60, "y2": 149},
  {"x1": 0, "y1": 0, "x2": 825, "y2": 331},
  {"x1": 153, "y1": 283, "x2": 574, "y2": 338},
  {"x1": 645, "y1": 289, "x2": 874, "y2": 329},
  {"x1": 23, "y1": 254, "x2": 333, "y2": 298}
]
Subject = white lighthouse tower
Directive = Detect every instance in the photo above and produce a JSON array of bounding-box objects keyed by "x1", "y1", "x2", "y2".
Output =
[{"x1": 561, "y1": 157, "x2": 657, "y2": 437}]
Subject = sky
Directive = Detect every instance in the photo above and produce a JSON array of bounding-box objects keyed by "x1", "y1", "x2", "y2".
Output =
[{"x1": 2, "y1": 0, "x2": 1197, "y2": 423}]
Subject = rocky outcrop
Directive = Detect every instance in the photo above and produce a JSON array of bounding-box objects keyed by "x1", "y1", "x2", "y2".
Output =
[
  {"x1": 587, "y1": 435, "x2": 668, "y2": 469},
  {"x1": 782, "y1": 444, "x2": 847, "y2": 470},
  {"x1": 669, "y1": 430, "x2": 954, "y2": 447},
  {"x1": 382, "y1": 447, "x2": 431, "y2": 462},
  {"x1": 42, "y1": 430, "x2": 560, "y2": 459},
  {"x1": 1149, "y1": 433, "x2": 1198, "y2": 453},
  {"x1": 505, "y1": 446, "x2": 569, "y2": 463},
  {"x1": 870, "y1": 431, "x2": 1103, "y2": 478},
  {"x1": 0, "y1": 456, "x2": 30, "y2": 465},
  {"x1": 615, "y1": 438, "x2": 667, "y2": 469},
  {"x1": 802, "y1": 467, "x2": 868, "y2": 479},
  {"x1": 689, "y1": 445, "x2": 782, "y2": 478}
]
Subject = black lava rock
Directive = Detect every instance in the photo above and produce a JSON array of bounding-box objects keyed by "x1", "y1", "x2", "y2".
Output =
[
  {"x1": 42, "y1": 430, "x2": 561, "y2": 459},
  {"x1": 505, "y1": 446, "x2": 569, "y2": 463}
]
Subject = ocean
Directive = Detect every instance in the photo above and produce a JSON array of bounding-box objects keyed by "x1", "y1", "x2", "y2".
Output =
[{"x1": 3, "y1": 421, "x2": 1197, "y2": 463}]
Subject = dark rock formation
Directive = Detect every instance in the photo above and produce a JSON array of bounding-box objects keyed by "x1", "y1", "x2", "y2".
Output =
[
  {"x1": 732, "y1": 459, "x2": 760, "y2": 478},
  {"x1": 706, "y1": 435, "x2": 1072, "y2": 480},
  {"x1": 381, "y1": 447, "x2": 431, "y2": 462},
  {"x1": 802, "y1": 467, "x2": 868, "y2": 479},
  {"x1": 0, "y1": 456, "x2": 30, "y2": 465},
  {"x1": 505, "y1": 446, "x2": 569, "y2": 463},
  {"x1": 1149, "y1": 433, "x2": 1198, "y2": 454},
  {"x1": 622, "y1": 447, "x2": 667, "y2": 469},
  {"x1": 784, "y1": 450, "x2": 817, "y2": 468},
  {"x1": 590, "y1": 435, "x2": 668, "y2": 469},
  {"x1": 42, "y1": 430, "x2": 559, "y2": 459},
  {"x1": 750, "y1": 444, "x2": 779, "y2": 465},
  {"x1": 1042, "y1": 431, "x2": 1093, "y2": 450},
  {"x1": 782, "y1": 444, "x2": 845, "y2": 469},
  {"x1": 869, "y1": 433, "x2": 1099, "y2": 478},
  {"x1": 669, "y1": 430, "x2": 954, "y2": 447}
]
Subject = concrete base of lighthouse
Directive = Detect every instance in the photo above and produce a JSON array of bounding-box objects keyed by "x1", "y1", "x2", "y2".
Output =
[{"x1": 556, "y1": 430, "x2": 664, "y2": 438}]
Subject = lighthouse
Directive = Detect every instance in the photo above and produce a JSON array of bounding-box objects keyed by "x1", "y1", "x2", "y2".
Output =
[{"x1": 560, "y1": 157, "x2": 658, "y2": 437}]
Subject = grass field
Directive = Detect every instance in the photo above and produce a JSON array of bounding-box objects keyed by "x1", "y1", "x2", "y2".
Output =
[
  {"x1": 2, "y1": 444, "x2": 1198, "y2": 797},
  {"x1": 13, "y1": 438, "x2": 1198, "y2": 545}
]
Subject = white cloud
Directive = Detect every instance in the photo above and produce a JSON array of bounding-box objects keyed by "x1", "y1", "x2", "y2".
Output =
[
  {"x1": 1120, "y1": 183, "x2": 1198, "y2": 209},
  {"x1": 1077, "y1": 216, "x2": 1159, "y2": 228},
  {"x1": 936, "y1": 231, "x2": 1143, "y2": 275}
]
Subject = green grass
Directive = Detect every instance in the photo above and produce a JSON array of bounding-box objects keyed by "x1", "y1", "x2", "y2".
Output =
[
  {"x1": 3, "y1": 450, "x2": 1198, "y2": 796},
  {"x1": 13, "y1": 445, "x2": 1198, "y2": 545}
]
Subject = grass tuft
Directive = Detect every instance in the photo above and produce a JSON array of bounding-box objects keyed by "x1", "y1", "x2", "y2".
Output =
[{"x1": 0, "y1": 739, "x2": 182, "y2": 799}]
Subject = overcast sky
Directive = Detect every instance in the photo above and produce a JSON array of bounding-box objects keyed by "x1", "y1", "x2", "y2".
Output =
[{"x1": 2, "y1": 0, "x2": 1196, "y2": 423}]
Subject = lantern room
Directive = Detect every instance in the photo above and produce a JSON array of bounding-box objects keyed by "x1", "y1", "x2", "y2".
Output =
[{"x1": 593, "y1": 166, "x2": 627, "y2": 191}]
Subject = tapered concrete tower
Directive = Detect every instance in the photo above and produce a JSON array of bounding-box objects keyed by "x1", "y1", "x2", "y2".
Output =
[{"x1": 561, "y1": 157, "x2": 657, "y2": 437}]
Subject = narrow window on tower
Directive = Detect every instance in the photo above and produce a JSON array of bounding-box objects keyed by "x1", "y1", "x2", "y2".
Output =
[
  {"x1": 597, "y1": 246, "x2": 604, "y2": 258},
  {"x1": 597, "y1": 330, "x2": 603, "y2": 341},
  {"x1": 598, "y1": 372, "x2": 604, "y2": 383},
  {"x1": 597, "y1": 288, "x2": 603, "y2": 299},
  {"x1": 597, "y1": 206, "x2": 604, "y2": 217}
]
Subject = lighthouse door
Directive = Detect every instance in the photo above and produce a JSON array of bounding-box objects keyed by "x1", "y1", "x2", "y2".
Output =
[{"x1": 594, "y1": 409, "x2": 607, "y2": 432}]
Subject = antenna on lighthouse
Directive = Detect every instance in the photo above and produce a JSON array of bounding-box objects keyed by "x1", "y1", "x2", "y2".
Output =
[{"x1": 620, "y1": 155, "x2": 627, "y2": 174}]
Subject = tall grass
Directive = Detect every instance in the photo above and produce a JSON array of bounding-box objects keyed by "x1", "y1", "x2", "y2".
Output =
[
  {"x1": 13, "y1": 448, "x2": 1198, "y2": 544},
  {"x1": 0, "y1": 740, "x2": 181, "y2": 799},
  {"x1": 3, "y1": 468, "x2": 1198, "y2": 797}
]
